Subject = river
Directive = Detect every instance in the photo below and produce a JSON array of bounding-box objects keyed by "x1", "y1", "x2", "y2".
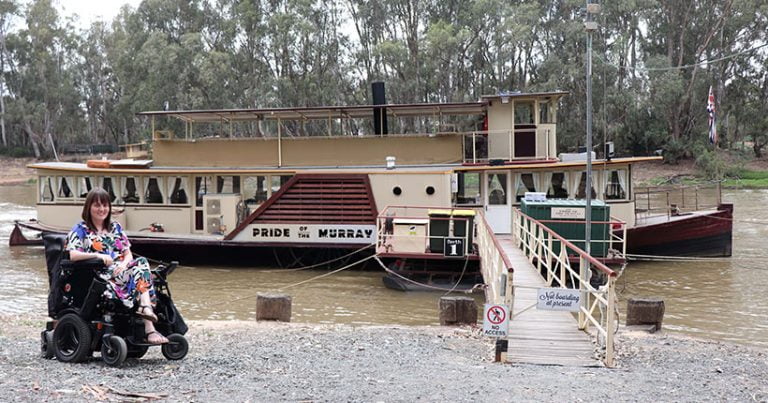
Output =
[{"x1": 1, "y1": 184, "x2": 766, "y2": 347}]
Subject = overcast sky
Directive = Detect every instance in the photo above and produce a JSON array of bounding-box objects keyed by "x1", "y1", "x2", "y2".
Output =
[{"x1": 56, "y1": 0, "x2": 142, "y2": 27}]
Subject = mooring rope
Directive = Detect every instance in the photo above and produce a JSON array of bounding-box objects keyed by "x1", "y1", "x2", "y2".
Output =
[
  {"x1": 204, "y1": 253, "x2": 377, "y2": 307},
  {"x1": 260, "y1": 244, "x2": 374, "y2": 272},
  {"x1": 372, "y1": 255, "x2": 483, "y2": 294}
]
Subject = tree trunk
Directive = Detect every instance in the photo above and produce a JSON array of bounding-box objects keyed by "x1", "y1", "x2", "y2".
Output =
[{"x1": 23, "y1": 121, "x2": 42, "y2": 159}]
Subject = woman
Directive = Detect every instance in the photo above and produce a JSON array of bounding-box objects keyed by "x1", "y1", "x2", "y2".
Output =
[{"x1": 67, "y1": 188, "x2": 169, "y2": 345}]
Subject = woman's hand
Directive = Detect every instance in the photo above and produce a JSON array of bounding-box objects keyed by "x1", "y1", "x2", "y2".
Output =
[{"x1": 99, "y1": 254, "x2": 114, "y2": 267}]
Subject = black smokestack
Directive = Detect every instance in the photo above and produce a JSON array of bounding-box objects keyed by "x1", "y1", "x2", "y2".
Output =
[{"x1": 372, "y1": 81, "x2": 388, "y2": 135}]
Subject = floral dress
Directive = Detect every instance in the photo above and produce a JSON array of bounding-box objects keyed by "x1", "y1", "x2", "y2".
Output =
[{"x1": 66, "y1": 221, "x2": 155, "y2": 309}]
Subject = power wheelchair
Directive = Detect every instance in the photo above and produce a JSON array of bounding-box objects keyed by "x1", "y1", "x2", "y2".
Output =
[{"x1": 40, "y1": 234, "x2": 189, "y2": 367}]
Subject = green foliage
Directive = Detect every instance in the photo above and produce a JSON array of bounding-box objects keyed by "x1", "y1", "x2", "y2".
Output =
[
  {"x1": 0, "y1": 146, "x2": 34, "y2": 157},
  {"x1": 694, "y1": 148, "x2": 745, "y2": 180}
]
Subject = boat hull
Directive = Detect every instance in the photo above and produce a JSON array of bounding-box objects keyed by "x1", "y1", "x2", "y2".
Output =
[{"x1": 625, "y1": 203, "x2": 733, "y2": 257}]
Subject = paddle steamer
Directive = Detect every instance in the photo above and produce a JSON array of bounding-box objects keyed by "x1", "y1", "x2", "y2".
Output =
[{"x1": 11, "y1": 86, "x2": 732, "y2": 288}]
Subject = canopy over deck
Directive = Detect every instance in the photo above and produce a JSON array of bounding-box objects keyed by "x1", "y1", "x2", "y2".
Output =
[{"x1": 135, "y1": 91, "x2": 569, "y2": 123}]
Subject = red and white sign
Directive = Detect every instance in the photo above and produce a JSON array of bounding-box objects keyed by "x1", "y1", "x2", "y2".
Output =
[{"x1": 483, "y1": 304, "x2": 509, "y2": 337}]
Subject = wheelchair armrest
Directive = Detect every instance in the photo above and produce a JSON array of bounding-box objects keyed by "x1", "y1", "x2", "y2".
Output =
[{"x1": 59, "y1": 257, "x2": 106, "y2": 271}]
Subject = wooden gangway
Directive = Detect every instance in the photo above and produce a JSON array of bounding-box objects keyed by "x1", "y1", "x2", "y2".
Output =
[
  {"x1": 497, "y1": 236, "x2": 599, "y2": 367},
  {"x1": 476, "y1": 209, "x2": 619, "y2": 368}
]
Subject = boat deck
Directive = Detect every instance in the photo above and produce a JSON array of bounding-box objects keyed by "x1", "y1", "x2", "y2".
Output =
[{"x1": 497, "y1": 235, "x2": 599, "y2": 367}]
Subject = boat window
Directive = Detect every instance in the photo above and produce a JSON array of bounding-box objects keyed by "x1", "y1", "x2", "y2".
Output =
[
  {"x1": 57, "y1": 177, "x2": 73, "y2": 198},
  {"x1": 271, "y1": 175, "x2": 292, "y2": 194},
  {"x1": 243, "y1": 176, "x2": 268, "y2": 205},
  {"x1": 144, "y1": 177, "x2": 164, "y2": 204},
  {"x1": 456, "y1": 172, "x2": 481, "y2": 205},
  {"x1": 487, "y1": 173, "x2": 507, "y2": 205},
  {"x1": 514, "y1": 173, "x2": 536, "y2": 202},
  {"x1": 195, "y1": 176, "x2": 213, "y2": 207},
  {"x1": 121, "y1": 177, "x2": 141, "y2": 203},
  {"x1": 514, "y1": 102, "x2": 534, "y2": 124},
  {"x1": 40, "y1": 176, "x2": 54, "y2": 202},
  {"x1": 543, "y1": 172, "x2": 568, "y2": 199},
  {"x1": 216, "y1": 175, "x2": 240, "y2": 194},
  {"x1": 78, "y1": 176, "x2": 94, "y2": 198},
  {"x1": 539, "y1": 100, "x2": 554, "y2": 124},
  {"x1": 168, "y1": 177, "x2": 189, "y2": 204},
  {"x1": 101, "y1": 177, "x2": 117, "y2": 202},
  {"x1": 575, "y1": 172, "x2": 597, "y2": 199},
  {"x1": 604, "y1": 170, "x2": 627, "y2": 200}
]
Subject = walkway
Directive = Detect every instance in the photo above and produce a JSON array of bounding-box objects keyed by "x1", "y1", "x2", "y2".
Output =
[{"x1": 497, "y1": 236, "x2": 600, "y2": 367}]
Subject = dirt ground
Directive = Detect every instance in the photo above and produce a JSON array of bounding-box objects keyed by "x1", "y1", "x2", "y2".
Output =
[{"x1": 0, "y1": 157, "x2": 36, "y2": 186}]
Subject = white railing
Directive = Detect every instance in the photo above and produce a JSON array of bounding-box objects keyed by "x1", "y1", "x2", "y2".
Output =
[
  {"x1": 511, "y1": 208, "x2": 618, "y2": 367},
  {"x1": 376, "y1": 206, "x2": 474, "y2": 257},
  {"x1": 462, "y1": 129, "x2": 555, "y2": 163},
  {"x1": 475, "y1": 212, "x2": 514, "y2": 306}
]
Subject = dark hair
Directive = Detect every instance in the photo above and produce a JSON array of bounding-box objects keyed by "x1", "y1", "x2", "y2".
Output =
[{"x1": 82, "y1": 187, "x2": 112, "y2": 231}]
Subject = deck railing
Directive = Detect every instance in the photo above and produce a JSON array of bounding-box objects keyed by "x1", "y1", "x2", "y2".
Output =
[
  {"x1": 462, "y1": 129, "x2": 555, "y2": 163},
  {"x1": 511, "y1": 208, "x2": 618, "y2": 367},
  {"x1": 633, "y1": 183, "x2": 722, "y2": 220},
  {"x1": 375, "y1": 206, "x2": 474, "y2": 257}
]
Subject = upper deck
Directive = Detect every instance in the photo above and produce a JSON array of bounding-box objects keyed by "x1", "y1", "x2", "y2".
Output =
[{"x1": 138, "y1": 91, "x2": 568, "y2": 168}]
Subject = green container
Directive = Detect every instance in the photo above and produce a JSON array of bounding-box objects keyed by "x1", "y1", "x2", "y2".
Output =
[
  {"x1": 520, "y1": 199, "x2": 611, "y2": 257},
  {"x1": 428, "y1": 209, "x2": 452, "y2": 253},
  {"x1": 452, "y1": 209, "x2": 476, "y2": 252}
]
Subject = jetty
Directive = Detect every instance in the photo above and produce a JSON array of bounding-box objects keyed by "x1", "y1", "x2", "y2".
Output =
[{"x1": 376, "y1": 206, "x2": 621, "y2": 367}]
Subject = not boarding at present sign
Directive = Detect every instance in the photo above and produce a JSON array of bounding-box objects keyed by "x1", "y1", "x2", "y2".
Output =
[
  {"x1": 536, "y1": 288, "x2": 581, "y2": 312},
  {"x1": 482, "y1": 304, "x2": 509, "y2": 337}
]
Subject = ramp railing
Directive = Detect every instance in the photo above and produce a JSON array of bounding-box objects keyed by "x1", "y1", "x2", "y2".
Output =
[
  {"x1": 475, "y1": 211, "x2": 514, "y2": 306},
  {"x1": 511, "y1": 208, "x2": 618, "y2": 367}
]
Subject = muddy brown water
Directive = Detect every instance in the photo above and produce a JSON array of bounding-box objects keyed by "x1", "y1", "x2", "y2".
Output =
[{"x1": 1, "y1": 184, "x2": 766, "y2": 346}]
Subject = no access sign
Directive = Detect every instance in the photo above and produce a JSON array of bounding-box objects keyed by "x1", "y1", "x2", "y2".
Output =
[{"x1": 482, "y1": 304, "x2": 509, "y2": 337}]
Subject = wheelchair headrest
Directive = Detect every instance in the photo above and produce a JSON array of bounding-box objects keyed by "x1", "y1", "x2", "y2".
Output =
[{"x1": 43, "y1": 233, "x2": 68, "y2": 274}]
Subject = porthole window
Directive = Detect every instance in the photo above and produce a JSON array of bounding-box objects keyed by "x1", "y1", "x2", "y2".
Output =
[
  {"x1": 392, "y1": 186, "x2": 402, "y2": 196},
  {"x1": 425, "y1": 186, "x2": 435, "y2": 195}
]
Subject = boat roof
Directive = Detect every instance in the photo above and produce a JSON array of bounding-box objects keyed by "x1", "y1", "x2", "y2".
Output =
[
  {"x1": 134, "y1": 91, "x2": 569, "y2": 123},
  {"x1": 29, "y1": 156, "x2": 657, "y2": 175}
]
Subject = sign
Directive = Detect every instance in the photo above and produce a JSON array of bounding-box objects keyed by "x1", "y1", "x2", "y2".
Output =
[
  {"x1": 482, "y1": 304, "x2": 509, "y2": 337},
  {"x1": 536, "y1": 288, "x2": 581, "y2": 312},
  {"x1": 239, "y1": 224, "x2": 376, "y2": 244},
  {"x1": 551, "y1": 207, "x2": 586, "y2": 220},
  {"x1": 443, "y1": 237, "x2": 465, "y2": 258}
]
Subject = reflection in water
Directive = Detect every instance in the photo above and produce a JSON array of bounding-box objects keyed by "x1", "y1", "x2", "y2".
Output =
[{"x1": 1, "y1": 184, "x2": 767, "y2": 346}]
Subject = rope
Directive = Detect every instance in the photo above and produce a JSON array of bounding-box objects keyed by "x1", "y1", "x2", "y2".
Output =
[
  {"x1": 260, "y1": 244, "x2": 374, "y2": 272},
  {"x1": 205, "y1": 254, "x2": 377, "y2": 307},
  {"x1": 372, "y1": 256, "x2": 482, "y2": 293},
  {"x1": 442, "y1": 254, "x2": 471, "y2": 296}
]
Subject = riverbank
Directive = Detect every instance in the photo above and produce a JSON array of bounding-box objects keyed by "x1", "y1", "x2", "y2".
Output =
[{"x1": 1, "y1": 315, "x2": 765, "y2": 401}]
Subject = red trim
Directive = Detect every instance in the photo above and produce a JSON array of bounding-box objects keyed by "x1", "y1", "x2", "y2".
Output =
[{"x1": 224, "y1": 174, "x2": 378, "y2": 241}]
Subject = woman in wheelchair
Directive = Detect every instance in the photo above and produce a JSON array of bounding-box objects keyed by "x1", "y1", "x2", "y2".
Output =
[{"x1": 67, "y1": 188, "x2": 169, "y2": 345}]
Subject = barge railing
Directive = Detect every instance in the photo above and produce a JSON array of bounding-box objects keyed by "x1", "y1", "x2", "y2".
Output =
[
  {"x1": 633, "y1": 183, "x2": 722, "y2": 220},
  {"x1": 375, "y1": 206, "x2": 475, "y2": 257},
  {"x1": 511, "y1": 208, "x2": 618, "y2": 367}
]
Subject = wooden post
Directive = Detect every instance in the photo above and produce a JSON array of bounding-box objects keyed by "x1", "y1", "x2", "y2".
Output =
[
  {"x1": 626, "y1": 297, "x2": 664, "y2": 331},
  {"x1": 256, "y1": 293, "x2": 292, "y2": 322},
  {"x1": 439, "y1": 296, "x2": 477, "y2": 326}
]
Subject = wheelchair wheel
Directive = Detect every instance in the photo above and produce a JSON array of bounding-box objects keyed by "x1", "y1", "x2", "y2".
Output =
[
  {"x1": 101, "y1": 335, "x2": 127, "y2": 367},
  {"x1": 53, "y1": 314, "x2": 92, "y2": 363},
  {"x1": 40, "y1": 330, "x2": 54, "y2": 359},
  {"x1": 161, "y1": 334, "x2": 189, "y2": 361}
]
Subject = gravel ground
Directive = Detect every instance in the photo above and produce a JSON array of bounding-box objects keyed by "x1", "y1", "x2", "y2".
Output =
[{"x1": 1, "y1": 315, "x2": 766, "y2": 402}]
